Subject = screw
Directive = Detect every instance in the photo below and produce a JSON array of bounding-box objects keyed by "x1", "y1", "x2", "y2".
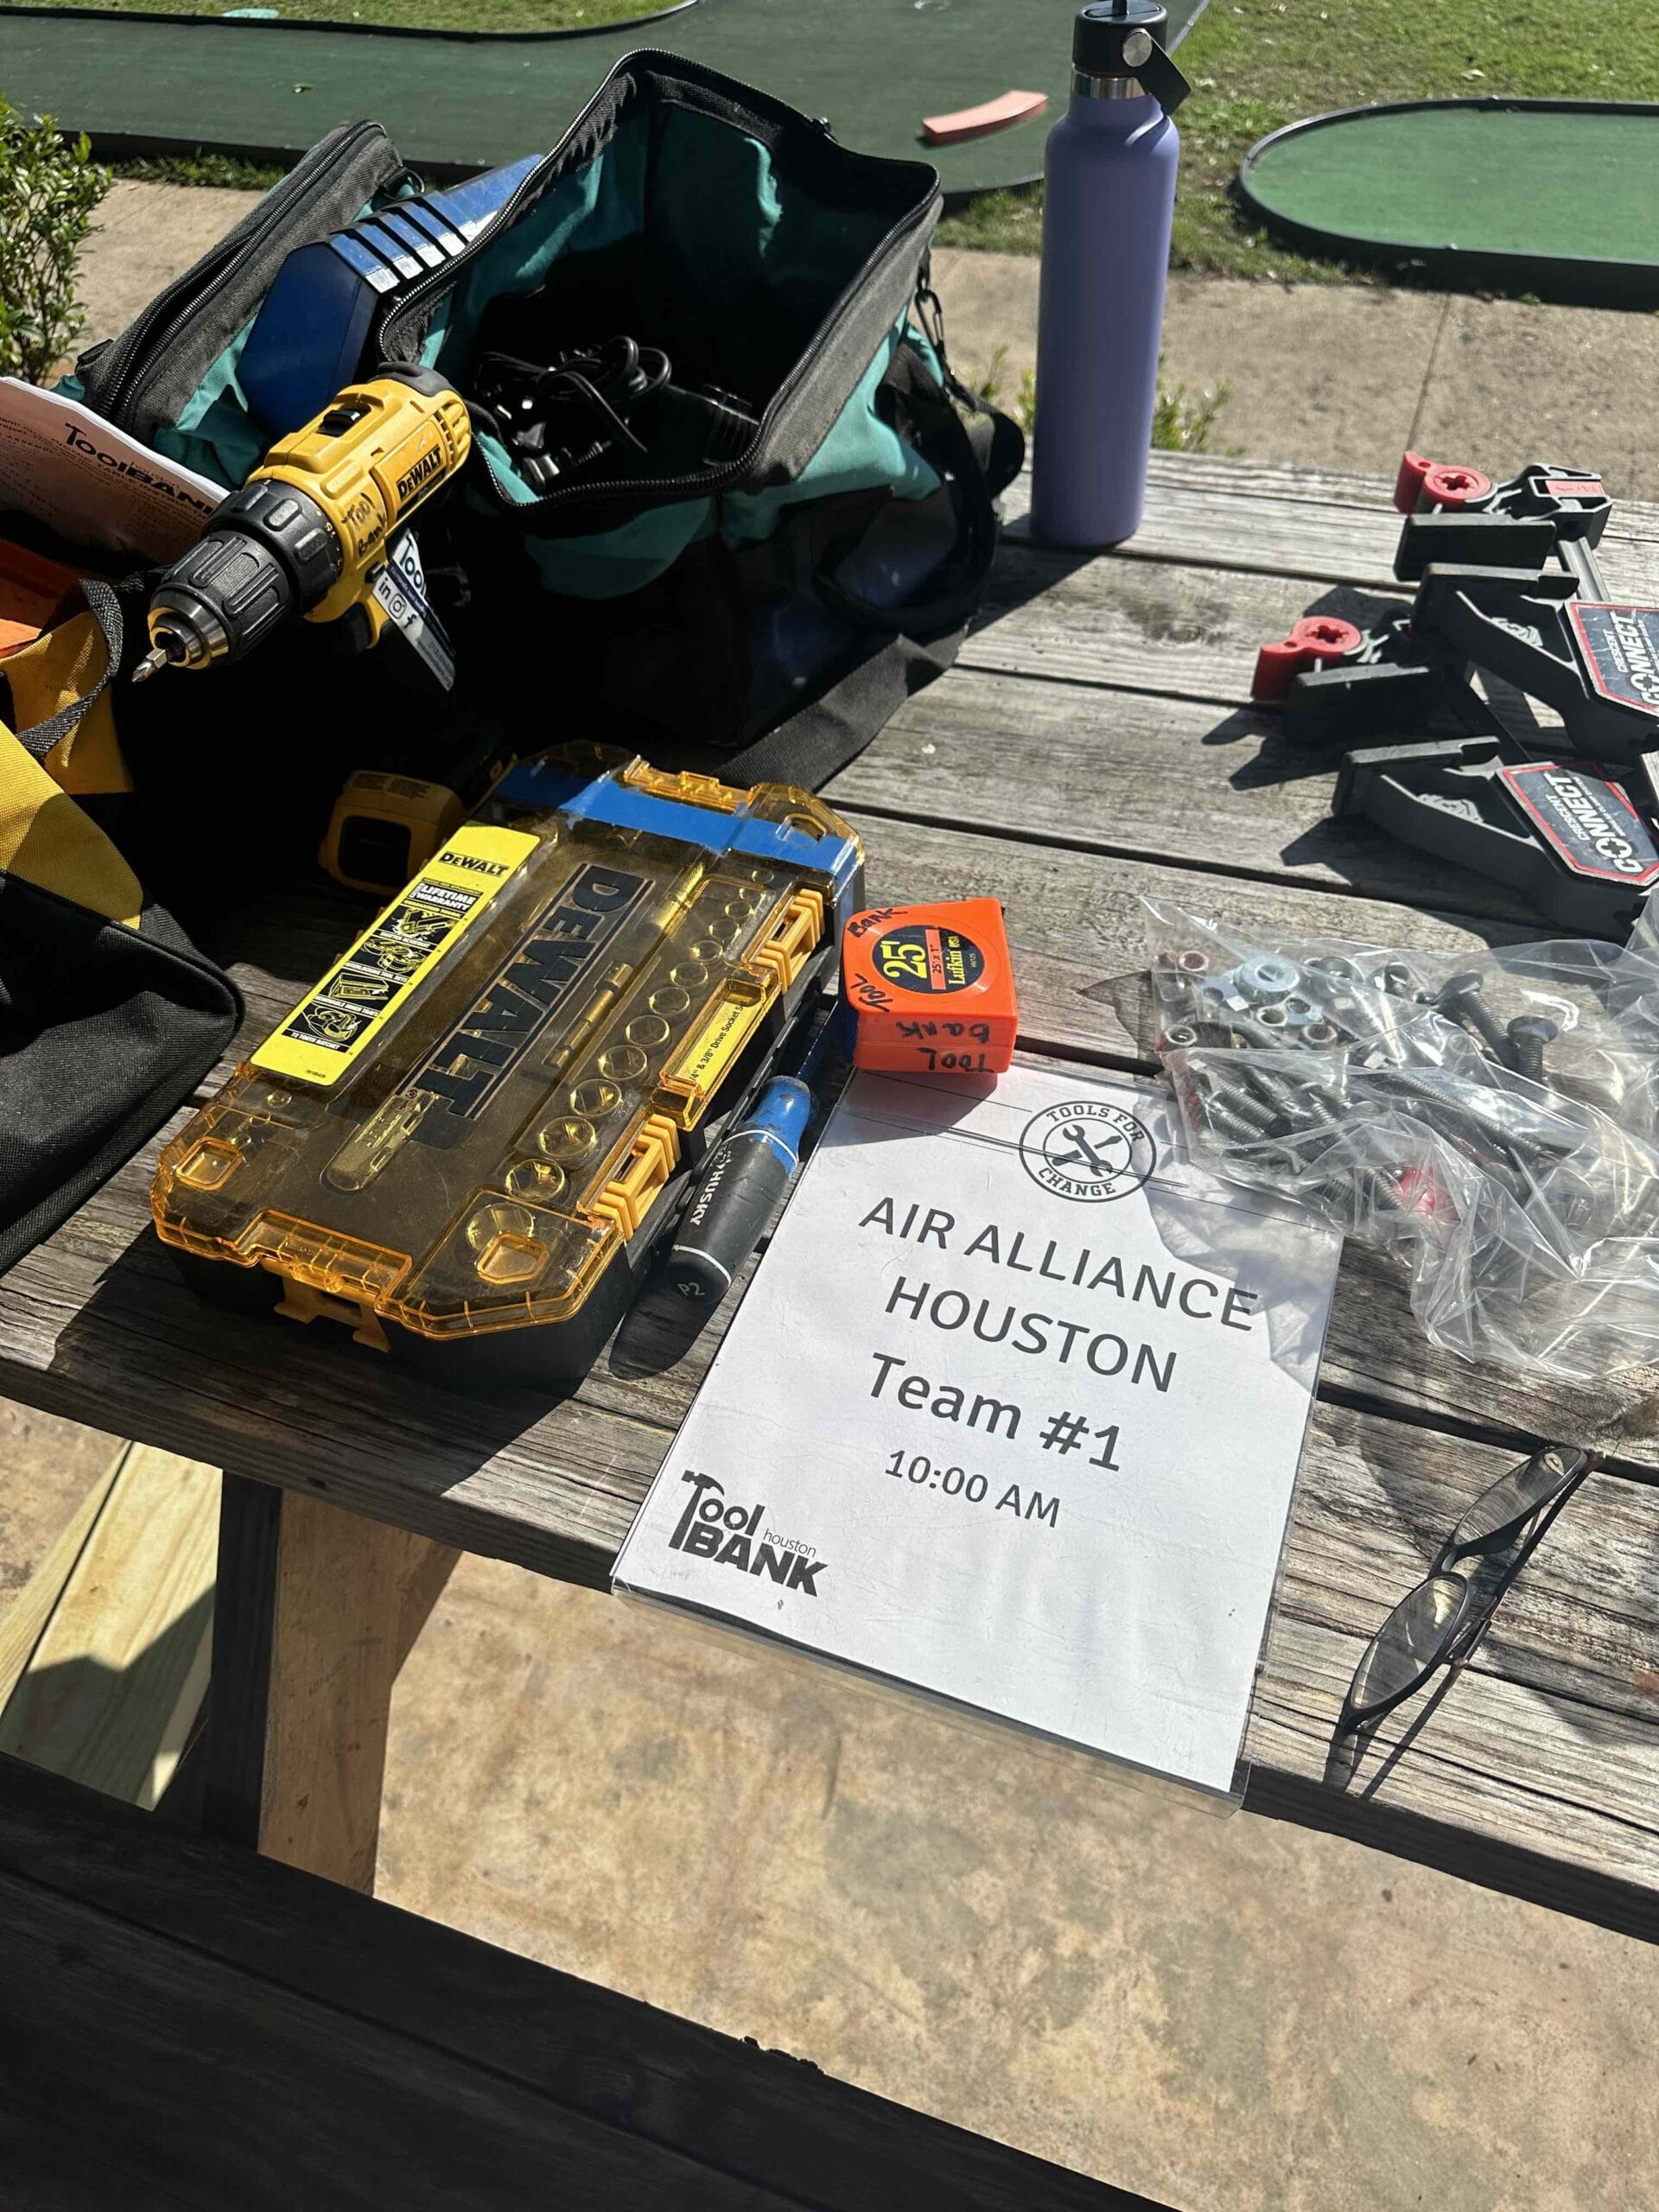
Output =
[
  {"x1": 1192, "y1": 1071, "x2": 1280, "y2": 1138},
  {"x1": 1506, "y1": 1014, "x2": 1560, "y2": 1084},
  {"x1": 1433, "y1": 971, "x2": 1519, "y2": 1069}
]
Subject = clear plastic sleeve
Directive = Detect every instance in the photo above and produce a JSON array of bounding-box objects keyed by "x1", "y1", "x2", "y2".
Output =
[{"x1": 1142, "y1": 896, "x2": 1659, "y2": 1382}]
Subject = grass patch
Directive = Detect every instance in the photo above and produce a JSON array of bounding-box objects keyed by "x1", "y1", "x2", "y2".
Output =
[
  {"x1": 116, "y1": 151, "x2": 285, "y2": 188},
  {"x1": 939, "y1": 0, "x2": 1659, "y2": 280},
  {"x1": 3, "y1": 0, "x2": 650, "y2": 28}
]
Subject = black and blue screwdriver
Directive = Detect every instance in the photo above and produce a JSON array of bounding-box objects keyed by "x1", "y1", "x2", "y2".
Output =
[{"x1": 663, "y1": 1005, "x2": 849, "y2": 1304}]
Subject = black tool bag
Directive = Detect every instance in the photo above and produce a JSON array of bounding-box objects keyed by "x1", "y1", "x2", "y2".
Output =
[
  {"x1": 0, "y1": 584, "x2": 242, "y2": 1276},
  {"x1": 385, "y1": 51, "x2": 1025, "y2": 785},
  {"x1": 73, "y1": 59, "x2": 1023, "y2": 793}
]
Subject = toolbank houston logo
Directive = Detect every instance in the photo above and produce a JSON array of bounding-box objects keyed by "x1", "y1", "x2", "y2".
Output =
[
  {"x1": 667, "y1": 1471, "x2": 828, "y2": 1595},
  {"x1": 1020, "y1": 1098, "x2": 1157, "y2": 1204}
]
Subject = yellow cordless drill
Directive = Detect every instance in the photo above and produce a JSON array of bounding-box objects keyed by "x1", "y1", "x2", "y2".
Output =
[{"x1": 132, "y1": 365, "x2": 471, "y2": 682}]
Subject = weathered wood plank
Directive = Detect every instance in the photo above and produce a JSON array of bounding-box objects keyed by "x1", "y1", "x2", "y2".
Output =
[
  {"x1": 963, "y1": 554, "x2": 1399, "y2": 706},
  {"x1": 0, "y1": 1445, "x2": 217, "y2": 1808},
  {"x1": 0, "y1": 1752, "x2": 1152, "y2": 2212},
  {"x1": 1246, "y1": 1408, "x2": 1659, "y2": 1930},
  {"x1": 837, "y1": 669, "x2": 1539, "y2": 925},
  {"x1": 1128, "y1": 454, "x2": 1659, "y2": 553},
  {"x1": 0, "y1": 1453, "x2": 121, "y2": 1710},
  {"x1": 211, "y1": 814, "x2": 1533, "y2": 1085},
  {"x1": 1000, "y1": 455, "x2": 1659, "y2": 594},
  {"x1": 0, "y1": 1870, "x2": 799, "y2": 2210}
]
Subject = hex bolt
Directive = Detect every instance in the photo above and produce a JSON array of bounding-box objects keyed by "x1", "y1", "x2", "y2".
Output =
[
  {"x1": 1208, "y1": 1099, "x2": 1290, "y2": 1160},
  {"x1": 1433, "y1": 970, "x2": 1520, "y2": 1069},
  {"x1": 1236, "y1": 1058, "x2": 1340, "y2": 1134},
  {"x1": 1507, "y1": 1014, "x2": 1560, "y2": 1084},
  {"x1": 1192, "y1": 1071, "x2": 1279, "y2": 1138}
]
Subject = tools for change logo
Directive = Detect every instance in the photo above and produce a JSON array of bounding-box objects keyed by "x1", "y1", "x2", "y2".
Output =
[{"x1": 1019, "y1": 1100, "x2": 1156, "y2": 1204}]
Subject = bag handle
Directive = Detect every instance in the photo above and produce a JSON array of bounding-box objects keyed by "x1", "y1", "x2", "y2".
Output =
[
  {"x1": 727, "y1": 297, "x2": 1024, "y2": 793},
  {"x1": 721, "y1": 618, "x2": 963, "y2": 792},
  {"x1": 10, "y1": 580, "x2": 126, "y2": 763},
  {"x1": 810, "y1": 334, "x2": 1021, "y2": 640}
]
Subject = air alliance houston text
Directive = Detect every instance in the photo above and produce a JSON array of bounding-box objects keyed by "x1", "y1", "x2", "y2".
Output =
[{"x1": 860, "y1": 1195, "x2": 1259, "y2": 1440}]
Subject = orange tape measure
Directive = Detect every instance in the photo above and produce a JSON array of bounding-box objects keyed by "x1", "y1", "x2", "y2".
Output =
[{"x1": 841, "y1": 897, "x2": 1018, "y2": 1076}]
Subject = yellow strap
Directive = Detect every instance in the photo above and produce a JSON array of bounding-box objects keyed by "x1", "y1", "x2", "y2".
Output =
[
  {"x1": 2, "y1": 612, "x2": 133, "y2": 797},
  {"x1": 0, "y1": 720, "x2": 143, "y2": 928}
]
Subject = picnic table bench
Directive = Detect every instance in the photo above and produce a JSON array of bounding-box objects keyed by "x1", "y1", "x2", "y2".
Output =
[{"x1": 2, "y1": 454, "x2": 1656, "y2": 2180}]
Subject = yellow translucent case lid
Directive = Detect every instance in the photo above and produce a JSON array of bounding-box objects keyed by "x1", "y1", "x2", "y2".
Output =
[{"x1": 151, "y1": 748, "x2": 862, "y2": 1345}]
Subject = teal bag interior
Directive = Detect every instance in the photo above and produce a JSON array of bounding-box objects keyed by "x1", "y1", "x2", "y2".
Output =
[
  {"x1": 62, "y1": 91, "x2": 943, "y2": 600},
  {"x1": 426, "y1": 100, "x2": 942, "y2": 600}
]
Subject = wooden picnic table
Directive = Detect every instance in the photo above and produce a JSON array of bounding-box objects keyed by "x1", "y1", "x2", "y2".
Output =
[{"x1": 3, "y1": 449, "x2": 1656, "y2": 1947}]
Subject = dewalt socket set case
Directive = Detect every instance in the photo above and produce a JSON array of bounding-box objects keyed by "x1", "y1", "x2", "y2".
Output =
[{"x1": 151, "y1": 747, "x2": 862, "y2": 1383}]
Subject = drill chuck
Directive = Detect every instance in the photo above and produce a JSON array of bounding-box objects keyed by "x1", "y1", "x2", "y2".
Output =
[
  {"x1": 136, "y1": 476, "x2": 341, "y2": 678},
  {"x1": 135, "y1": 368, "x2": 471, "y2": 681}
]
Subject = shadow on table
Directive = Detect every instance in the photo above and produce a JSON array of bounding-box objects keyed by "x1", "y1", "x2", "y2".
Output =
[
  {"x1": 1314, "y1": 1389, "x2": 1659, "y2": 1785},
  {"x1": 42, "y1": 1223, "x2": 630, "y2": 1577}
]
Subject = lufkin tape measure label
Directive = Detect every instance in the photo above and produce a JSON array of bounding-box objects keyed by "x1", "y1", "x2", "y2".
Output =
[
  {"x1": 868, "y1": 920, "x2": 986, "y2": 994},
  {"x1": 252, "y1": 824, "x2": 537, "y2": 1088},
  {"x1": 1497, "y1": 760, "x2": 1659, "y2": 887},
  {"x1": 1567, "y1": 603, "x2": 1659, "y2": 716}
]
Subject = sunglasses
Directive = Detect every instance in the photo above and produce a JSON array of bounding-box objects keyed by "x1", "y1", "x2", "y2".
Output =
[{"x1": 1329, "y1": 1442, "x2": 1594, "y2": 1785}]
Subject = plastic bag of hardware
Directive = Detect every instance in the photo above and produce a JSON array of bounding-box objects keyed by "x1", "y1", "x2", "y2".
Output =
[{"x1": 1141, "y1": 896, "x2": 1659, "y2": 1382}]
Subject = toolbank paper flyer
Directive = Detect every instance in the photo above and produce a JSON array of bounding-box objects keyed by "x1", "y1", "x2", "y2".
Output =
[{"x1": 613, "y1": 1063, "x2": 1341, "y2": 1793}]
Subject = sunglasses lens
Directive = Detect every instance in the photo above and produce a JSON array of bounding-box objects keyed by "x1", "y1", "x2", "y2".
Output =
[
  {"x1": 1451, "y1": 1447, "x2": 1584, "y2": 1554},
  {"x1": 1350, "y1": 1573, "x2": 1469, "y2": 1713}
]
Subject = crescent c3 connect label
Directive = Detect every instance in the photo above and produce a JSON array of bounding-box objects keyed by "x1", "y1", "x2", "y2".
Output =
[
  {"x1": 1568, "y1": 603, "x2": 1659, "y2": 716},
  {"x1": 1497, "y1": 760, "x2": 1659, "y2": 887}
]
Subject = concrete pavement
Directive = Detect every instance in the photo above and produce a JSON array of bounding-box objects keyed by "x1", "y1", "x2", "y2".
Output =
[
  {"x1": 932, "y1": 248, "x2": 1659, "y2": 499},
  {"x1": 69, "y1": 185, "x2": 1659, "y2": 499}
]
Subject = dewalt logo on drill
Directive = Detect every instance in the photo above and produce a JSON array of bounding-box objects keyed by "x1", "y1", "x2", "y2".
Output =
[{"x1": 395, "y1": 445, "x2": 445, "y2": 504}]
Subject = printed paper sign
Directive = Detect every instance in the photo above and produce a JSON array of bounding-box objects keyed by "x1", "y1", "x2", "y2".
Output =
[{"x1": 614, "y1": 1063, "x2": 1342, "y2": 1795}]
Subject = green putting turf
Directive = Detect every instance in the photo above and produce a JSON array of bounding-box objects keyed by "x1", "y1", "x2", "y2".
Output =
[
  {"x1": 0, "y1": 0, "x2": 1207, "y2": 191},
  {"x1": 1241, "y1": 100, "x2": 1659, "y2": 291}
]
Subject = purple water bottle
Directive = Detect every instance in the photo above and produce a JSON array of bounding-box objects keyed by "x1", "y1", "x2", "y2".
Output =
[{"x1": 1032, "y1": 1, "x2": 1190, "y2": 548}]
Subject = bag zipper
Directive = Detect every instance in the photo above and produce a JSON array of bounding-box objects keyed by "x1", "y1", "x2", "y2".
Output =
[
  {"x1": 94, "y1": 120, "x2": 397, "y2": 426},
  {"x1": 378, "y1": 53, "x2": 939, "y2": 530}
]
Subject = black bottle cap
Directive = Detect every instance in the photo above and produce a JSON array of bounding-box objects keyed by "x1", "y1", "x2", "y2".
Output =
[{"x1": 1073, "y1": 0, "x2": 1171, "y2": 74}]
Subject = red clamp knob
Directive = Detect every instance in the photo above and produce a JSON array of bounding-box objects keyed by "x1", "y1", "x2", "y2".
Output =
[
  {"x1": 1393, "y1": 450, "x2": 1493, "y2": 513},
  {"x1": 1251, "y1": 614, "x2": 1363, "y2": 702}
]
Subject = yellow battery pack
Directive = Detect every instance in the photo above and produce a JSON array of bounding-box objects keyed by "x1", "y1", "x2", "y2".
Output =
[{"x1": 151, "y1": 745, "x2": 863, "y2": 1384}]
